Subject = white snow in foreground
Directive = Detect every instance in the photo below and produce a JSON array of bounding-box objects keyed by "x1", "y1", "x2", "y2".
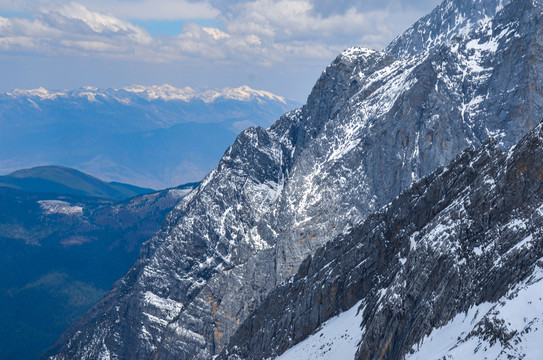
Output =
[
  {"x1": 407, "y1": 262, "x2": 543, "y2": 360},
  {"x1": 275, "y1": 301, "x2": 364, "y2": 360},
  {"x1": 38, "y1": 200, "x2": 83, "y2": 215}
]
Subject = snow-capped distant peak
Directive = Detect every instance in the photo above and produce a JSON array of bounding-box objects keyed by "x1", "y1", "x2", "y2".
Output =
[
  {"x1": 123, "y1": 84, "x2": 287, "y2": 104},
  {"x1": 202, "y1": 85, "x2": 287, "y2": 104},
  {"x1": 7, "y1": 87, "x2": 66, "y2": 100},
  {"x1": 5, "y1": 84, "x2": 288, "y2": 104},
  {"x1": 122, "y1": 84, "x2": 197, "y2": 102}
]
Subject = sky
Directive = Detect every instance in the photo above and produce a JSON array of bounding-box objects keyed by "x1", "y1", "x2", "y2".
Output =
[{"x1": 0, "y1": 0, "x2": 441, "y2": 102}]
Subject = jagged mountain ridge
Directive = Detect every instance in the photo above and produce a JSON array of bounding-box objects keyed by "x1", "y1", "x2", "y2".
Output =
[
  {"x1": 48, "y1": 0, "x2": 543, "y2": 359},
  {"x1": 0, "y1": 85, "x2": 298, "y2": 189},
  {"x1": 220, "y1": 118, "x2": 543, "y2": 360}
]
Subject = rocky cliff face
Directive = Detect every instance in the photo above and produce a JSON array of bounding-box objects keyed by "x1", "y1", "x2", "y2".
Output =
[
  {"x1": 48, "y1": 0, "x2": 543, "y2": 359},
  {"x1": 220, "y1": 119, "x2": 543, "y2": 360}
]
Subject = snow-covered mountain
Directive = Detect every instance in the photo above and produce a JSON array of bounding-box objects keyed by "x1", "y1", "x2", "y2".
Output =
[
  {"x1": 0, "y1": 85, "x2": 298, "y2": 189},
  {"x1": 47, "y1": 0, "x2": 543, "y2": 359}
]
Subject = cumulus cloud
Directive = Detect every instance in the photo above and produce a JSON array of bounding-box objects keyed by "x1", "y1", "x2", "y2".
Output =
[
  {"x1": 203, "y1": 27, "x2": 230, "y2": 40},
  {"x1": 1, "y1": 5, "x2": 156, "y2": 57},
  {"x1": 0, "y1": 0, "x2": 440, "y2": 65},
  {"x1": 43, "y1": 3, "x2": 152, "y2": 43}
]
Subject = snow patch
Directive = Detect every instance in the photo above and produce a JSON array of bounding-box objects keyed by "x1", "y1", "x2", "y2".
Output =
[
  {"x1": 503, "y1": 218, "x2": 527, "y2": 232},
  {"x1": 142, "y1": 291, "x2": 182, "y2": 321},
  {"x1": 38, "y1": 200, "x2": 83, "y2": 215},
  {"x1": 248, "y1": 226, "x2": 271, "y2": 251},
  {"x1": 275, "y1": 301, "x2": 364, "y2": 360}
]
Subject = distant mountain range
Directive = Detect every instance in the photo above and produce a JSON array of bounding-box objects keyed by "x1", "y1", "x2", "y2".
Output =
[
  {"x1": 0, "y1": 85, "x2": 299, "y2": 188},
  {"x1": 0, "y1": 165, "x2": 198, "y2": 360}
]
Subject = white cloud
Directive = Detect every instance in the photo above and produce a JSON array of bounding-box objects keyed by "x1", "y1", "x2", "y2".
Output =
[
  {"x1": 202, "y1": 26, "x2": 230, "y2": 40},
  {"x1": 0, "y1": 35, "x2": 38, "y2": 52},
  {"x1": 43, "y1": 3, "x2": 152, "y2": 43},
  {"x1": 0, "y1": 0, "x2": 440, "y2": 83},
  {"x1": 245, "y1": 34, "x2": 261, "y2": 46},
  {"x1": 60, "y1": 39, "x2": 120, "y2": 52},
  {"x1": 0, "y1": 16, "x2": 9, "y2": 28},
  {"x1": 0, "y1": 3, "x2": 156, "y2": 57}
]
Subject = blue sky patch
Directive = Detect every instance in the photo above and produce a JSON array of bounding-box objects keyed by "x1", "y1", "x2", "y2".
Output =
[{"x1": 131, "y1": 19, "x2": 223, "y2": 36}]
